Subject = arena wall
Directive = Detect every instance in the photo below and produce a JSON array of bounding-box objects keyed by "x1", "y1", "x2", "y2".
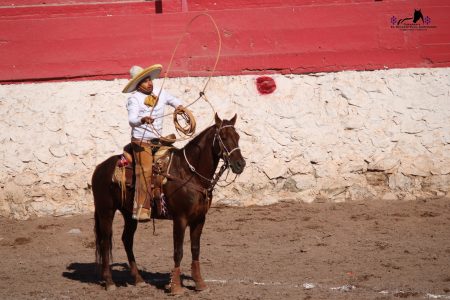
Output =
[
  {"x1": 1, "y1": 0, "x2": 449, "y2": 82},
  {"x1": 1, "y1": 0, "x2": 449, "y2": 218},
  {"x1": 1, "y1": 68, "x2": 449, "y2": 219}
]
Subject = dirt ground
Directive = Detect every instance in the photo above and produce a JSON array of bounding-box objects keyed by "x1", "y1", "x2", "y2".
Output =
[{"x1": 1, "y1": 197, "x2": 450, "y2": 300}]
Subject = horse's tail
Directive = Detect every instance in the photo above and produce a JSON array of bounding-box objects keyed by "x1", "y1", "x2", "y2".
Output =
[
  {"x1": 92, "y1": 155, "x2": 119, "y2": 267},
  {"x1": 93, "y1": 209, "x2": 113, "y2": 264},
  {"x1": 94, "y1": 210, "x2": 102, "y2": 265},
  {"x1": 397, "y1": 17, "x2": 412, "y2": 25}
]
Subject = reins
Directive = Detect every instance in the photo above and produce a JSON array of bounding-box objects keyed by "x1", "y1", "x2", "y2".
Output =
[
  {"x1": 154, "y1": 122, "x2": 239, "y2": 199},
  {"x1": 181, "y1": 123, "x2": 240, "y2": 192}
]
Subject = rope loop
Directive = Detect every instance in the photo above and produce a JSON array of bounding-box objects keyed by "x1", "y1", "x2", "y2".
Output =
[
  {"x1": 144, "y1": 13, "x2": 221, "y2": 144},
  {"x1": 174, "y1": 106, "x2": 196, "y2": 137}
]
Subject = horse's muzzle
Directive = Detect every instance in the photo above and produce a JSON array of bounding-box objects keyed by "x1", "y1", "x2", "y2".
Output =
[{"x1": 230, "y1": 158, "x2": 246, "y2": 174}]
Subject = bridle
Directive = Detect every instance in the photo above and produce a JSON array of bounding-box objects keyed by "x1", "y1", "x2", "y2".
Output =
[
  {"x1": 182, "y1": 124, "x2": 240, "y2": 190},
  {"x1": 212, "y1": 124, "x2": 240, "y2": 165}
]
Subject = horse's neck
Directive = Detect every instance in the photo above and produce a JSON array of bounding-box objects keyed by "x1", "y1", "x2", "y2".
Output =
[{"x1": 182, "y1": 126, "x2": 220, "y2": 178}]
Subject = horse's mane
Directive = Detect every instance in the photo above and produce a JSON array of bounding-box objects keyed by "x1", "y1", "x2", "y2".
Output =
[
  {"x1": 181, "y1": 124, "x2": 216, "y2": 150},
  {"x1": 178, "y1": 117, "x2": 236, "y2": 152}
]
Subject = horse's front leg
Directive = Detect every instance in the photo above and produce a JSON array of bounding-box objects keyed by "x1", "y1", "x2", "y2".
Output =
[
  {"x1": 121, "y1": 211, "x2": 145, "y2": 287},
  {"x1": 190, "y1": 216, "x2": 208, "y2": 291},
  {"x1": 171, "y1": 217, "x2": 187, "y2": 295}
]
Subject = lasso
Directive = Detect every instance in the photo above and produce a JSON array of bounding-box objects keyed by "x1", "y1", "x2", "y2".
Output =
[{"x1": 148, "y1": 13, "x2": 222, "y2": 142}]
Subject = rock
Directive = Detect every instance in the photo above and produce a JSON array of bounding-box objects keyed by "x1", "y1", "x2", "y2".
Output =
[
  {"x1": 13, "y1": 172, "x2": 40, "y2": 186},
  {"x1": 313, "y1": 163, "x2": 339, "y2": 178},
  {"x1": 33, "y1": 148, "x2": 52, "y2": 164},
  {"x1": 30, "y1": 200, "x2": 55, "y2": 216},
  {"x1": 295, "y1": 189, "x2": 317, "y2": 204},
  {"x1": 68, "y1": 139, "x2": 94, "y2": 156},
  {"x1": 401, "y1": 193, "x2": 417, "y2": 201},
  {"x1": 401, "y1": 118, "x2": 425, "y2": 134},
  {"x1": 3, "y1": 182, "x2": 26, "y2": 204},
  {"x1": 382, "y1": 192, "x2": 398, "y2": 201},
  {"x1": 389, "y1": 173, "x2": 413, "y2": 191},
  {"x1": 370, "y1": 137, "x2": 392, "y2": 149},
  {"x1": 262, "y1": 157, "x2": 288, "y2": 179},
  {"x1": 288, "y1": 157, "x2": 314, "y2": 175},
  {"x1": 346, "y1": 185, "x2": 377, "y2": 201},
  {"x1": 340, "y1": 159, "x2": 368, "y2": 174},
  {"x1": 400, "y1": 155, "x2": 435, "y2": 177},
  {"x1": 49, "y1": 145, "x2": 67, "y2": 158},
  {"x1": 367, "y1": 154, "x2": 400, "y2": 172},
  {"x1": 45, "y1": 117, "x2": 63, "y2": 132},
  {"x1": 303, "y1": 283, "x2": 316, "y2": 290},
  {"x1": 291, "y1": 174, "x2": 316, "y2": 191},
  {"x1": 366, "y1": 172, "x2": 388, "y2": 187},
  {"x1": 68, "y1": 228, "x2": 81, "y2": 234},
  {"x1": 282, "y1": 178, "x2": 298, "y2": 192},
  {"x1": 422, "y1": 175, "x2": 450, "y2": 193},
  {"x1": 54, "y1": 205, "x2": 77, "y2": 217}
]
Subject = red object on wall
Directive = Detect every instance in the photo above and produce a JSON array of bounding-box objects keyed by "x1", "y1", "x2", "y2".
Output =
[
  {"x1": 256, "y1": 76, "x2": 276, "y2": 95},
  {"x1": 0, "y1": 0, "x2": 449, "y2": 83}
]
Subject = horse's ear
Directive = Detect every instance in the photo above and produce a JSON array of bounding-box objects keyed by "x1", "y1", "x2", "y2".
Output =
[
  {"x1": 215, "y1": 112, "x2": 221, "y2": 127},
  {"x1": 230, "y1": 114, "x2": 237, "y2": 125}
]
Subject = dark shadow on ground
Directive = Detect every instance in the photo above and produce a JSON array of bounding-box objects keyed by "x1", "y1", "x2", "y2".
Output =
[{"x1": 62, "y1": 262, "x2": 195, "y2": 291}]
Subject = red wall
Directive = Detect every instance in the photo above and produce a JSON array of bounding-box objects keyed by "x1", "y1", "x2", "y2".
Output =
[{"x1": 0, "y1": 0, "x2": 449, "y2": 83}]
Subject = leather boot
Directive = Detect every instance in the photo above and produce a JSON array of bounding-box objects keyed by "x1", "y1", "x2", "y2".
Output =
[{"x1": 131, "y1": 141, "x2": 153, "y2": 222}]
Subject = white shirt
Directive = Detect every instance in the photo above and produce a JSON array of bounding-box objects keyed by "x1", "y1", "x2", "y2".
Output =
[{"x1": 127, "y1": 88, "x2": 182, "y2": 140}]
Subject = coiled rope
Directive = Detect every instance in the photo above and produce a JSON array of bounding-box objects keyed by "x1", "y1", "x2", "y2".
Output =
[{"x1": 173, "y1": 105, "x2": 196, "y2": 137}]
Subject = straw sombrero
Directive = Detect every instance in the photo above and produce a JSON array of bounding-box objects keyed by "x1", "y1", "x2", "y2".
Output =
[{"x1": 122, "y1": 64, "x2": 163, "y2": 93}]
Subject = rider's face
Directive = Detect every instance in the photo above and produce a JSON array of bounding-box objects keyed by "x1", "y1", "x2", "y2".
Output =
[{"x1": 139, "y1": 77, "x2": 153, "y2": 92}]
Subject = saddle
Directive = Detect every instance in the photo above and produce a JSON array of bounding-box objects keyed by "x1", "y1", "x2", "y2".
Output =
[{"x1": 112, "y1": 135, "x2": 176, "y2": 219}]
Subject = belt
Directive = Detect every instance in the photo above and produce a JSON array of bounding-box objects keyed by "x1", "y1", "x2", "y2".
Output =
[{"x1": 131, "y1": 137, "x2": 160, "y2": 145}]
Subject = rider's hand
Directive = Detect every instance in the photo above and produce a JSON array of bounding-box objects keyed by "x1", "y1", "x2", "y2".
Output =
[{"x1": 141, "y1": 116, "x2": 154, "y2": 124}]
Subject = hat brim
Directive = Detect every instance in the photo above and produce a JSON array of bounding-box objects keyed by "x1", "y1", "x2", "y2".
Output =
[{"x1": 122, "y1": 64, "x2": 163, "y2": 93}]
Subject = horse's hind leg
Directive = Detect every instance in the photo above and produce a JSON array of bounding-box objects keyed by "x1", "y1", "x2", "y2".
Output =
[
  {"x1": 170, "y1": 217, "x2": 188, "y2": 295},
  {"x1": 121, "y1": 211, "x2": 145, "y2": 287},
  {"x1": 190, "y1": 217, "x2": 208, "y2": 291},
  {"x1": 95, "y1": 210, "x2": 116, "y2": 291}
]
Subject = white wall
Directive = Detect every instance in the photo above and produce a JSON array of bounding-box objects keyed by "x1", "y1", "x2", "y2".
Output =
[{"x1": 0, "y1": 68, "x2": 449, "y2": 219}]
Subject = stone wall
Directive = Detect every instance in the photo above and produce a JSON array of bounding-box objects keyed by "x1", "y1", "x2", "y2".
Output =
[{"x1": 0, "y1": 68, "x2": 449, "y2": 219}]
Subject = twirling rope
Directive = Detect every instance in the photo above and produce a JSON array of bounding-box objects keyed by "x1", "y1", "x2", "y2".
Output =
[
  {"x1": 147, "y1": 13, "x2": 222, "y2": 142},
  {"x1": 159, "y1": 13, "x2": 222, "y2": 99}
]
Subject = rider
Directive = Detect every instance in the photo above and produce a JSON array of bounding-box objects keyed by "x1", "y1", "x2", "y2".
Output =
[{"x1": 123, "y1": 64, "x2": 184, "y2": 221}]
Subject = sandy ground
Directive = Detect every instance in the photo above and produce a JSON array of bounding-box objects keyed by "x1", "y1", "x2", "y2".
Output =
[{"x1": 1, "y1": 197, "x2": 450, "y2": 300}]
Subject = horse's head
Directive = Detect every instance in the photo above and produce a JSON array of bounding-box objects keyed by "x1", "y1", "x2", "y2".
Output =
[
  {"x1": 413, "y1": 9, "x2": 424, "y2": 23},
  {"x1": 213, "y1": 113, "x2": 246, "y2": 174}
]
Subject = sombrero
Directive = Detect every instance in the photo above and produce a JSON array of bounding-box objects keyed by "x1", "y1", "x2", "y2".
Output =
[{"x1": 122, "y1": 64, "x2": 163, "y2": 93}]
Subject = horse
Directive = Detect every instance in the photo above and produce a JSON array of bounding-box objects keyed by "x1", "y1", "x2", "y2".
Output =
[
  {"x1": 397, "y1": 9, "x2": 424, "y2": 25},
  {"x1": 91, "y1": 113, "x2": 246, "y2": 294}
]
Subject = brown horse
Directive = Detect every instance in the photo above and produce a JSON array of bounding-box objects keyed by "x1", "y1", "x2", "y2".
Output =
[{"x1": 91, "y1": 113, "x2": 245, "y2": 294}]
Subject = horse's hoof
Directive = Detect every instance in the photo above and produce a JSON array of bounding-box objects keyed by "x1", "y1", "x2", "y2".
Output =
[
  {"x1": 195, "y1": 283, "x2": 209, "y2": 292},
  {"x1": 170, "y1": 284, "x2": 185, "y2": 296},
  {"x1": 136, "y1": 281, "x2": 147, "y2": 288},
  {"x1": 105, "y1": 284, "x2": 117, "y2": 291}
]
